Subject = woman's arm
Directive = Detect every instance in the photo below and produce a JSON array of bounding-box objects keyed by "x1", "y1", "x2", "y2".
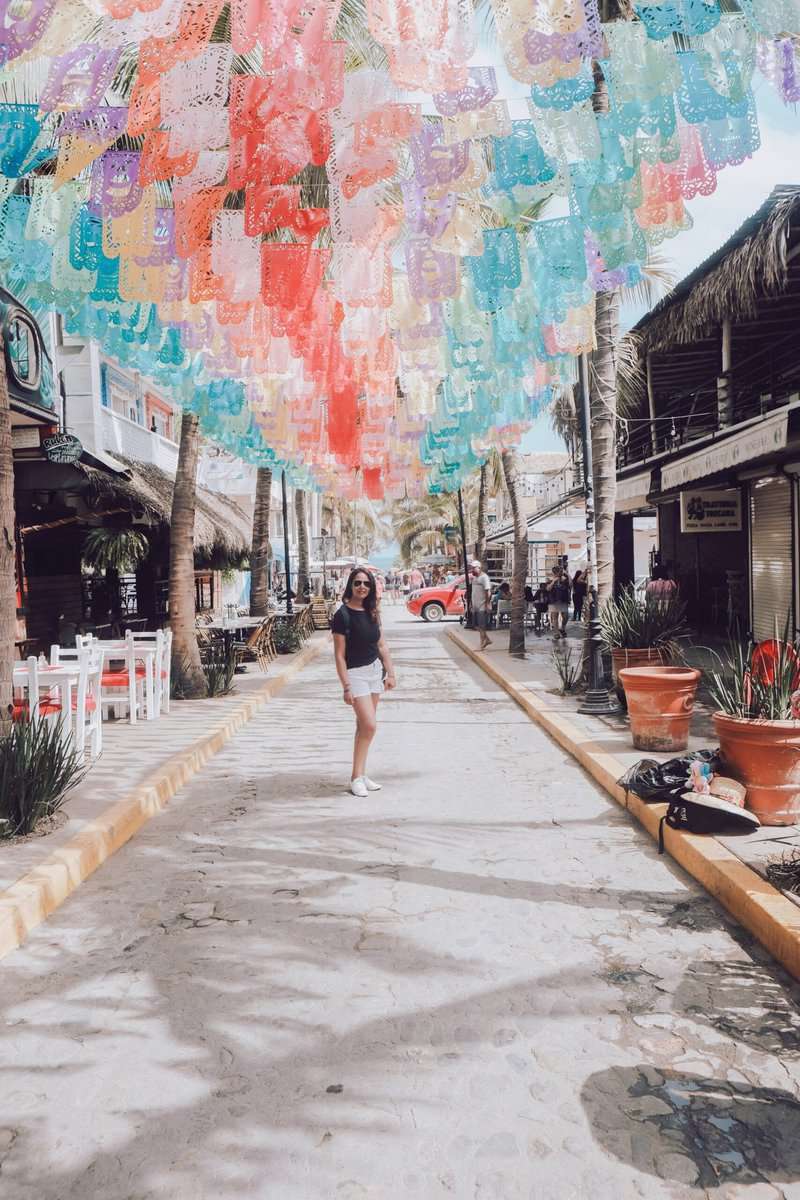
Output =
[
  {"x1": 333, "y1": 632, "x2": 353, "y2": 705},
  {"x1": 377, "y1": 633, "x2": 396, "y2": 689}
]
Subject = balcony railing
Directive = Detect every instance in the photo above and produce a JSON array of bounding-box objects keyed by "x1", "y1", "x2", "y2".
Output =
[
  {"x1": 101, "y1": 406, "x2": 179, "y2": 475},
  {"x1": 616, "y1": 330, "x2": 800, "y2": 472}
]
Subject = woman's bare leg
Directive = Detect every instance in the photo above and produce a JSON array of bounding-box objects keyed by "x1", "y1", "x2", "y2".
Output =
[{"x1": 352, "y1": 694, "x2": 377, "y2": 780}]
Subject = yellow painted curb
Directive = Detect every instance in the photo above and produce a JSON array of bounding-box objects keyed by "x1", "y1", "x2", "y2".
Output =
[
  {"x1": 448, "y1": 628, "x2": 800, "y2": 983},
  {"x1": 0, "y1": 637, "x2": 325, "y2": 962}
]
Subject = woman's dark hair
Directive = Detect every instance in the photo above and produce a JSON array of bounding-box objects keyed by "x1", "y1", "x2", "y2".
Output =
[{"x1": 343, "y1": 568, "x2": 379, "y2": 622}]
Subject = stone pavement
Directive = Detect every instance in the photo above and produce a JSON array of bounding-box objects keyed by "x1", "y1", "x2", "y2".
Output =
[
  {"x1": 1, "y1": 610, "x2": 800, "y2": 1200},
  {"x1": 467, "y1": 618, "x2": 800, "y2": 906},
  {"x1": 0, "y1": 642, "x2": 320, "y2": 895}
]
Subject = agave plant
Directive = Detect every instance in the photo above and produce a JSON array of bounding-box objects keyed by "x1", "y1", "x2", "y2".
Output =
[
  {"x1": 0, "y1": 719, "x2": 86, "y2": 838},
  {"x1": 706, "y1": 624, "x2": 800, "y2": 721},
  {"x1": 599, "y1": 585, "x2": 688, "y2": 655}
]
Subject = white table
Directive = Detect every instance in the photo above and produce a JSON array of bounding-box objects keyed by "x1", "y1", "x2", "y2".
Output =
[
  {"x1": 12, "y1": 663, "x2": 79, "y2": 744},
  {"x1": 94, "y1": 641, "x2": 159, "y2": 721},
  {"x1": 209, "y1": 617, "x2": 263, "y2": 631}
]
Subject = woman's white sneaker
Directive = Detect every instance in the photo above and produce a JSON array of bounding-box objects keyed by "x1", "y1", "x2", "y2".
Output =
[
  {"x1": 363, "y1": 777, "x2": 382, "y2": 792},
  {"x1": 350, "y1": 777, "x2": 369, "y2": 798}
]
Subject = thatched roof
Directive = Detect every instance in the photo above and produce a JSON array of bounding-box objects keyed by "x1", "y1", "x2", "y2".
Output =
[
  {"x1": 80, "y1": 454, "x2": 250, "y2": 564},
  {"x1": 631, "y1": 185, "x2": 800, "y2": 354}
]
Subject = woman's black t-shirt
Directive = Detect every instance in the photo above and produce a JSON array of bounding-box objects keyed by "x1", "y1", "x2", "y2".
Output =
[{"x1": 332, "y1": 604, "x2": 381, "y2": 669}]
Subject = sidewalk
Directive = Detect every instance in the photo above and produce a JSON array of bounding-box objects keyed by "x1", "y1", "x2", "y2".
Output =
[
  {"x1": 0, "y1": 636, "x2": 324, "y2": 958},
  {"x1": 448, "y1": 620, "x2": 800, "y2": 981}
]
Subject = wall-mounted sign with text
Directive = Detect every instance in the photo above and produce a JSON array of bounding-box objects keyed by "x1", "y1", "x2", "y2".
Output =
[
  {"x1": 42, "y1": 433, "x2": 83, "y2": 465},
  {"x1": 680, "y1": 488, "x2": 742, "y2": 533}
]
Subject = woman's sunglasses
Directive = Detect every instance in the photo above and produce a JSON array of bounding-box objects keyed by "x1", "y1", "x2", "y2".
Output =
[{"x1": 353, "y1": 579, "x2": 371, "y2": 588}]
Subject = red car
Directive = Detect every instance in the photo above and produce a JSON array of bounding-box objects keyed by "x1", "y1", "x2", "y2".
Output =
[{"x1": 406, "y1": 576, "x2": 466, "y2": 622}]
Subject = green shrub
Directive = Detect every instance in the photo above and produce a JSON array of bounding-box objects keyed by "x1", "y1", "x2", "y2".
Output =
[
  {"x1": 274, "y1": 624, "x2": 302, "y2": 654},
  {"x1": 0, "y1": 719, "x2": 86, "y2": 839},
  {"x1": 552, "y1": 641, "x2": 580, "y2": 694},
  {"x1": 599, "y1": 585, "x2": 688, "y2": 654},
  {"x1": 201, "y1": 640, "x2": 239, "y2": 696}
]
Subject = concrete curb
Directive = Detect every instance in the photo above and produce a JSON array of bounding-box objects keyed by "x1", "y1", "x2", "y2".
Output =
[
  {"x1": 0, "y1": 637, "x2": 325, "y2": 962},
  {"x1": 448, "y1": 628, "x2": 800, "y2": 983}
]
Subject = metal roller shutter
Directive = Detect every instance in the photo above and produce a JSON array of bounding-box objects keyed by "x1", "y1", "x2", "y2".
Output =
[{"x1": 750, "y1": 476, "x2": 794, "y2": 642}]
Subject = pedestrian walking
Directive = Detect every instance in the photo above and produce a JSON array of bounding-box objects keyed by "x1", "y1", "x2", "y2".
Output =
[
  {"x1": 332, "y1": 568, "x2": 397, "y2": 798},
  {"x1": 470, "y1": 558, "x2": 493, "y2": 650},
  {"x1": 409, "y1": 566, "x2": 425, "y2": 592},
  {"x1": 547, "y1": 567, "x2": 570, "y2": 639},
  {"x1": 571, "y1": 569, "x2": 587, "y2": 622}
]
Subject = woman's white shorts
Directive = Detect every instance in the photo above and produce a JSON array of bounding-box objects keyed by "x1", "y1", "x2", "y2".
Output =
[{"x1": 347, "y1": 658, "x2": 384, "y2": 698}]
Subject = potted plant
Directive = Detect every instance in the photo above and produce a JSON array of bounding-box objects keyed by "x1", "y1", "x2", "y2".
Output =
[
  {"x1": 600, "y1": 585, "x2": 689, "y2": 680},
  {"x1": 618, "y1": 664, "x2": 702, "y2": 752},
  {"x1": 707, "y1": 633, "x2": 800, "y2": 826}
]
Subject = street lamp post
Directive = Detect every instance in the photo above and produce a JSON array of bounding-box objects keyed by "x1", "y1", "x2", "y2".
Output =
[
  {"x1": 576, "y1": 353, "x2": 618, "y2": 716},
  {"x1": 281, "y1": 468, "x2": 293, "y2": 615},
  {"x1": 457, "y1": 487, "x2": 473, "y2": 629}
]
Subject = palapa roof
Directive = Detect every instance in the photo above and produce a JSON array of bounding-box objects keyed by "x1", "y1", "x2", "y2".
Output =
[
  {"x1": 80, "y1": 454, "x2": 250, "y2": 564},
  {"x1": 630, "y1": 185, "x2": 800, "y2": 354}
]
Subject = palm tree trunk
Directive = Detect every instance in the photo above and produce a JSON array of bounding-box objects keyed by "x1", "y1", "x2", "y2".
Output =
[
  {"x1": 475, "y1": 463, "x2": 487, "y2": 561},
  {"x1": 590, "y1": 288, "x2": 620, "y2": 606},
  {"x1": 0, "y1": 351, "x2": 16, "y2": 728},
  {"x1": 168, "y1": 411, "x2": 206, "y2": 696},
  {"x1": 249, "y1": 466, "x2": 272, "y2": 616},
  {"x1": 501, "y1": 450, "x2": 527, "y2": 658},
  {"x1": 294, "y1": 488, "x2": 309, "y2": 600}
]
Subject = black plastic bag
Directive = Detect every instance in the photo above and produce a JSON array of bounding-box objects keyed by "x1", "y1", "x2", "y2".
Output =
[{"x1": 617, "y1": 749, "x2": 720, "y2": 805}]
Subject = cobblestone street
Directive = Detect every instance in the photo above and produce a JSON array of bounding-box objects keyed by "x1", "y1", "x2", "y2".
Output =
[{"x1": 1, "y1": 613, "x2": 800, "y2": 1200}]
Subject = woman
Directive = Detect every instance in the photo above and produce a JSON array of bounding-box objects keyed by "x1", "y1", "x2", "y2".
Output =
[
  {"x1": 571, "y1": 569, "x2": 588, "y2": 622},
  {"x1": 332, "y1": 568, "x2": 396, "y2": 798}
]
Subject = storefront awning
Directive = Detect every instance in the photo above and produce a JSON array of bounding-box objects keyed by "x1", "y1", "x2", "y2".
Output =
[
  {"x1": 616, "y1": 470, "x2": 653, "y2": 513},
  {"x1": 660, "y1": 411, "x2": 789, "y2": 492}
]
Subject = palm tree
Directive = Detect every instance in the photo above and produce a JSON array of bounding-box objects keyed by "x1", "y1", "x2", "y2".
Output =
[
  {"x1": 82, "y1": 528, "x2": 149, "y2": 573},
  {"x1": 294, "y1": 488, "x2": 309, "y2": 598},
  {"x1": 168, "y1": 412, "x2": 206, "y2": 697},
  {"x1": 0, "y1": 351, "x2": 16, "y2": 727},
  {"x1": 474, "y1": 449, "x2": 506, "y2": 561},
  {"x1": 475, "y1": 464, "x2": 488, "y2": 563},
  {"x1": 250, "y1": 466, "x2": 272, "y2": 616},
  {"x1": 500, "y1": 450, "x2": 527, "y2": 658},
  {"x1": 389, "y1": 492, "x2": 461, "y2": 563}
]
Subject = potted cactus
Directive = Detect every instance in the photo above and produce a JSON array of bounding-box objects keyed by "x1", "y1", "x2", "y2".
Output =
[{"x1": 708, "y1": 632, "x2": 800, "y2": 827}]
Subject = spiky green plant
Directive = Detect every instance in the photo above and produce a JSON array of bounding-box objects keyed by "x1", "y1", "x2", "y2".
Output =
[
  {"x1": 0, "y1": 719, "x2": 86, "y2": 838},
  {"x1": 599, "y1": 585, "x2": 688, "y2": 654},
  {"x1": 706, "y1": 622, "x2": 800, "y2": 721}
]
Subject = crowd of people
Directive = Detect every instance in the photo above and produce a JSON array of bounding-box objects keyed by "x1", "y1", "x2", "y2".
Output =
[{"x1": 470, "y1": 560, "x2": 589, "y2": 649}]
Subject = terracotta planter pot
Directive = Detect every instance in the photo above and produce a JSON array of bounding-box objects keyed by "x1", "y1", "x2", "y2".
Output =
[
  {"x1": 713, "y1": 712, "x2": 800, "y2": 826},
  {"x1": 619, "y1": 665, "x2": 702, "y2": 753},
  {"x1": 611, "y1": 646, "x2": 670, "y2": 679}
]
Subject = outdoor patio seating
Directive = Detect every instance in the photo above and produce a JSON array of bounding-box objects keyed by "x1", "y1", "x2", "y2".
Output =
[{"x1": 235, "y1": 614, "x2": 277, "y2": 672}]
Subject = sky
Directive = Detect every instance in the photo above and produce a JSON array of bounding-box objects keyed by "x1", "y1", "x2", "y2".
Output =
[{"x1": 523, "y1": 79, "x2": 800, "y2": 454}]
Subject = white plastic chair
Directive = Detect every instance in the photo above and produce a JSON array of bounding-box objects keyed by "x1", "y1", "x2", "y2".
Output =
[
  {"x1": 12, "y1": 657, "x2": 63, "y2": 731},
  {"x1": 100, "y1": 634, "x2": 143, "y2": 724},
  {"x1": 51, "y1": 643, "x2": 103, "y2": 763},
  {"x1": 127, "y1": 628, "x2": 172, "y2": 715}
]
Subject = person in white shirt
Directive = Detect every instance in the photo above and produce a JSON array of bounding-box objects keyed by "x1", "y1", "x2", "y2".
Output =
[{"x1": 470, "y1": 559, "x2": 493, "y2": 650}]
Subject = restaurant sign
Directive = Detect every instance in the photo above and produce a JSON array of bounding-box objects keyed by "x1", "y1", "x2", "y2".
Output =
[
  {"x1": 680, "y1": 488, "x2": 742, "y2": 533},
  {"x1": 42, "y1": 433, "x2": 83, "y2": 464}
]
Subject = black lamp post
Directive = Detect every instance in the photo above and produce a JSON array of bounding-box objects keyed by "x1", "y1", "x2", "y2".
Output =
[
  {"x1": 457, "y1": 487, "x2": 473, "y2": 629},
  {"x1": 281, "y1": 468, "x2": 293, "y2": 615},
  {"x1": 576, "y1": 352, "x2": 619, "y2": 716}
]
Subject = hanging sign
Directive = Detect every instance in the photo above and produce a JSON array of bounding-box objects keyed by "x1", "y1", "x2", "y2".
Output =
[
  {"x1": 42, "y1": 433, "x2": 83, "y2": 464},
  {"x1": 680, "y1": 488, "x2": 742, "y2": 533}
]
